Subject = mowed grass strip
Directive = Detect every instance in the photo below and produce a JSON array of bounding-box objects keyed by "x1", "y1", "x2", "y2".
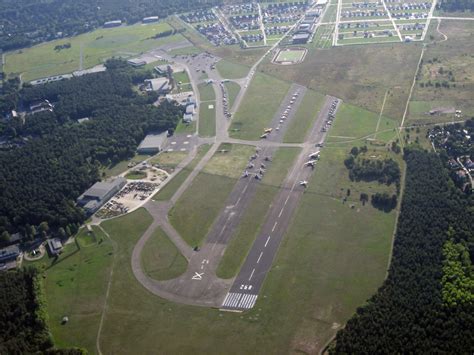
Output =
[
  {"x1": 141, "y1": 227, "x2": 188, "y2": 280},
  {"x1": 224, "y1": 81, "x2": 241, "y2": 110},
  {"x1": 284, "y1": 89, "x2": 325, "y2": 143},
  {"x1": 198, "y1": 82, "x2": 216, "y2": 102},
  {"x1": 217, "y1": 147, "x2": 301, "y2": 279},
  {"x1": 216, "y1": 59, "x2": 250, "y2": 79},
  {"x1": 153, "y1": 144, "x2": 211, "y2": 201},
  {"x1": 25, "y1": 226, "x2": 114, "y2": 352},
  {"x1": 198, "y1": 101, "x2": 216, "y2": 137},
  {"x1": 229, "y1": 72, "x2": 291, "y2": 140},
  {"x1": 149, "y1": 151, "x2": 188, "y2": 170},
  {"x1": 169, "y1": 144, "x2": 254, "y2": 247},
  {"x1": 5, "y1": 22, "x2": 182, "y2": 81}
]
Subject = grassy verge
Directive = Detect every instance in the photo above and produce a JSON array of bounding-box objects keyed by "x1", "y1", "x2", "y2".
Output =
[
  {"x1": 284, "y1": 89, "x2": 325, "y2": 143},
  {"x1": 141, "y1": 226, "x2": 188, "y2": 280},
  {"x1": 153, "y1": 144, "x2": 211, "y2": 201},
  {"x1": 102, "y1": 154, "x2": 151, "y2": 178},
  {"x1": 224, "y1": 81, "x2": 241, "y2": 110},
  {"x1": 198, "y1": 82, "x2": 216, "y2": 102},
  {"x1": 174, "y1": 120, "x2": 196, "y2": 134},
  {"x1": 217, "y1": 147, "x2": 301, "y2": 279},
  {"x1": 216, "y1": 59, "x2": 250, "y2": 79},
  {"x1": 169, "y1": 144, "x2": 254, "y2": 247},
  {"x1": 229, "y1": 72, "x2": 290, "y2": 140},
  {"x1": 198, "y1": 101, "x2": 216, "y2": 137}
]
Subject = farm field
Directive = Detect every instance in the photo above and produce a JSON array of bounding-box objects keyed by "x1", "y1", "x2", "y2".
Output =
[
  {"x1": 284, "y1": 89, "x2": 326, "y2": 143},
  {"x1": 169, "y1": 144, "x2": 254, "y2": 247},
  {"x1": 153, "y1": 144, "x2": 211, "y2": 201},
  {"x1": 141, "y1": 226, "x2": 188, "y2": 280},
  {"x1": 229, "y1": 72, "x2": 291, "y2": 140},
  {"x1": 5, "y1": 22, "x2": 184, "y2": 82}
]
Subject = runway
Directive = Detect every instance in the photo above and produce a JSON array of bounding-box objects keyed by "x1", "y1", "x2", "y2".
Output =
[{"x1": 221, "y1": 95, "x2": 341, "y2": 311}]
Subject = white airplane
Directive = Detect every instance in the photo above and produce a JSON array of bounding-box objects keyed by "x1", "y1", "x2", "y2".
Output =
[
  {"x1": 255, "y1": 174, "x2": 262, "y2": 180},
  {"x1": 247, "y1": 163, "x2": 255, "y2": 169},
  {"x1": 304, "y1": 160, "x2": 317, "y2": 167},
  {"x1": 260, "y1": 133, "x2": 269, "y2": 139},
  {"x1": 264, "y1": 128, "x2": 273, "y2": 134},
  {"x1": 299, "y1": 180, "x2": 308, "y2": 187},
  {"x1": 309, "y1": 151, "x2": 320, "y2": 159},
  {"x1": 241, "y1": 171, "x2": 249, "y2": 178}
]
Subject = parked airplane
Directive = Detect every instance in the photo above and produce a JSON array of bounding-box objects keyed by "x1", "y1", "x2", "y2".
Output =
[
  {"x1": 255, "y1": 174, "x2": 262, "y2": 180},
  {"x1": 263, "y1": 128, "x2": 273, "y2": 134},
  {"x1": 241, "y1": 171, "x2": 249, "y2": 178},
  {"x1": 304, "y1": 160, "x2": 317, "y2": 167},
  {"x1": 260, "y1": 133, "x2": 269, "y2": 139},
  {"x1": 299, "y1": 180, "x2": 308, "y2": 187},
  {"x1": 308, "y1": 151, "x2": 320, "y2": 159}
]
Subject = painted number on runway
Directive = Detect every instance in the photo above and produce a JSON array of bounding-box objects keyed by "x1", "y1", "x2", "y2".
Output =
[
  {"x1": 240, "y1": 284, "x2": 253, "y2": 290},
  {"x1": 192, "y1": 272, "x2": 204, "y2": 280}
]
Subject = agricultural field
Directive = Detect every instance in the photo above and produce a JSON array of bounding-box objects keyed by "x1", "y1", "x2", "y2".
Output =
[
  {"x1": 408, "y1": 20, "x2": 474, "y2": 124},
  {"x1": 4, "y1": 22, "x2": 184, "y2": 82},
  {"x1": 169, "y1": 144, "x2": 254, "y2": 247},
  {"x1": 229, "y1": 72, "x2": 291, "y2": 140},
  {"x1": 153, "y1": 144, "x2": 211, "y2": 201}
]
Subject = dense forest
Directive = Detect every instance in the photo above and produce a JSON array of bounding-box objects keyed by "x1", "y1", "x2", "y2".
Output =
[
  {"x1": 332, "y1": 148, "x2": 474, "y2": 353},
  {"x1": 0, "y1": 0, "x2": 223, "y2": 51},
  {"x1": 438, "y1": 0, "x2": 474, "y2": 12},
  {"x1": 0, "y1": 268, "x2": 85, "y2": 354},
  {"x1": 0, "y1": 60, "x2": 182, "y2": 239}
]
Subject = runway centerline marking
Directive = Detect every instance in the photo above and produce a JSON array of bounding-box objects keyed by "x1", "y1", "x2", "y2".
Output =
[
  {"x1": 257, "y1": 252, "x2": 263, "y2": 263},
  {"x1": 249, "y1": 268, "x2": 255, "y2": 281},
  {"x1": 278, "y1": 207, "x2": 284, "y2": 218},
  {"x1": 272, "y1": 222, "x2": 278, "y2": 232},
  {"x1": 264, "y1": 236, "x2": 271, "y2": 247}
]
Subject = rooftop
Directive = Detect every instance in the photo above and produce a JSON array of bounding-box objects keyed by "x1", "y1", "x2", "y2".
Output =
[{"x1": 138, "y1": 132, "x2": 168, "y2": 151}]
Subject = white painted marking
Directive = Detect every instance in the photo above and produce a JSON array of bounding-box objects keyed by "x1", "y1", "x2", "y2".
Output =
[
  {"x1": 192, "y1": 272, "x2": 204, "y2": 280},
  {"x1": 249, "y1": 268, "x2": 255, "y2": 281},
  {"x1": 278, "y1": 207, "x2": 284, "y2": 218},
  {"x1": 272, "y1": 221, "x2": 278, "y2": 232},
  {"x1": 257, "y1": 252, "x2": 263, "y2": 264},
  {"x1": 222, "y1": 293, "x2": 231, "y2": 306},
  {"x1": 167, "y1": 148, "x2": 174, "y2": 152},
  {"x1": 186, "y1": 134, "x2": 192, "y2": 138},
  {"x1": 284, "y1": 194, "x2": 291, "y2": 206},
  {"x1": 183, "y1": 141, "x2": 189, "y2": 145},
  {"x1": 180, "y1": 148, "x2": 186, "y2": 151},
  {"x1": 264, "y1": 236, "x2": 271, "y2": 247},
  {"x1": 171, "y1": 141, "x2": 177, "y2": 145}
]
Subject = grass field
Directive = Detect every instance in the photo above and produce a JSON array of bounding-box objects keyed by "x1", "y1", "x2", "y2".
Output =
[
  {"x1": 102, "y1": 154, "x2": 151, "y2": 178},
  {"x1": 275, "y1": 48, "x2": 306, "y2": 62},
  {"x1": 284, "y1": 89, "x2": 326, "y2": 143},
  {"x1": 224, "y1": 81, "x2": 241, "y2": 110},
  {"x1": 198, "y1": 102, "x2": 216, "y2": 137},
  {"x1": 174, "y1": 119, "x2": 196, "y2": 134},
  {"x1": 169, "y1": 144, "x2": 254, "y2": 247},
  {"x1": 261, "y1": 43, "x2": 422, "y2": 120},
  {"x1": 24, "y1": 227, "x2": 113, "y2": 352},
  {"x1": 216, "y1": 59, "x2": 251, "y2": 79},
  {"x1": 153, "y1": 144, "x2": 210, "y2": 201},
  {"x1": 125, "y1": 171, "x2": 147, "y2": 180},
  {"x1": 198, "y1": 82, "x2": 216, "y2": 102},
  {"x1": 408, "y1": 20, "x2": 474, "y2": 124},
  {"x1": 217, "y1": 147, "x2": 301, "y2": 279},
  {"x1": 229, "y1": 72, "x2": 291, "y2": 140},
  {"x1": 141, "y1": 226, "x2": 188, "y2": 280},
  {"x1": 173, "y1": 70, "x2": 190, "y2": 84},
  {"x1": 5, "y1": 23, "x2": 183, "y2": 82},
  {"x1": 149, "y1": 151, "x2": 188, "y2": 172}
]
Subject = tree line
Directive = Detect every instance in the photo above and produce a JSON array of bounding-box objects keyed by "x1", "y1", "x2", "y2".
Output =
[
  {"x1": 0, "y1": 60, "x2": 182, "y2": 240},
  {"x1": 332, "y1": 148, "x2": 474, "y2": 353},
  {"x1": 0, "y1": 0, "x2": 223, "y2": 51}
]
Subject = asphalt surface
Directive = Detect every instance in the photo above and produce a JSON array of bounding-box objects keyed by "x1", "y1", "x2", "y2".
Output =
[{"x1": 221, "y1": 95, "x2": 341, "y2": 311}]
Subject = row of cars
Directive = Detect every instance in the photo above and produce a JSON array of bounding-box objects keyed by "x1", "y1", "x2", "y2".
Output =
[{"x1": 321, "y1": 99, "x2": 339, "y2": 133}]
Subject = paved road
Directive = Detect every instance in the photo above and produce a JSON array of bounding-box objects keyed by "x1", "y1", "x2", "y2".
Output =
[{"x1": 221, "y1": 96, "x2": 341, "y2": 311}]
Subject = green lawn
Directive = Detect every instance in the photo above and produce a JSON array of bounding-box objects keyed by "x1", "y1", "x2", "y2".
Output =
[
  {"x1": 153, "y1": 144, "x2": 211, "y2": 201},
  {"x1": 217, "y1": 147, "x2": 301, "y2": 279},
  {"x1": 284, "y1": 89, "x2": 325, "y2": 143},
  {"x1": 25, "y1": 226, "x2": 113, "y2": 353},
  {"x1": 216, "y1": 59, "x2": 250, "y2": 79},
  {"x1": 173, "y1": 70, "x2": 190, "y2": 84},
  {"x1": 125, "y1": 171, "x2": 147, "y2": 180},
  {"x1": 224, "y1": 81, "x2": 241, "y2": 110},
  {"x1": 198, "y1": 82, "x2": 216, "y2": 102},
  {"x1": 276, "y1": 49, "x2": 306, "y2": 62},
  {"x1": 102, "y1": 154, "x2": 151, "y2": 178},
  {"x1": 5, "y1": 22, "x2": 184, "y2": 82},
  {"x1": 202, "y1": 143, "x2": 255, "y2": 179},
  {"x1": 141, "y1": 227, "x2": 188, "y2": 280},
  {"x1": 229, "y1": 73, "x2": 291, "y2": 140},
  {"x1": 174, "y1": 119, "x2": 196, "y2": 134},
  {"x1": 198, "y1": 101, "x2": 216, "y2": 137},
  {"x1": 149, "y1": 151, "x2": 188, "y2": 171}
]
